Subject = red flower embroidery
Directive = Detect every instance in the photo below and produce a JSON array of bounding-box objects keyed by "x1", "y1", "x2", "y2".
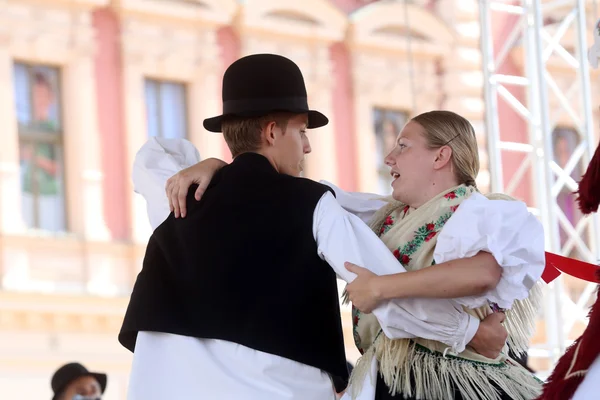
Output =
[
  {"x1": 353, "y1": 315, "x2": 359, "y2": 325},
  {"x1": 426, "y1": 223, "x2": 435, "y2": 231},
  {"x1": 444, "y1": 191, "x2": 457, "y2": 199},
  {"x1": 393, "y1": 249, "x2": 400, "y2": 258},
  {"x1": 450, "y1": 205, "x2": 459, "y2": 212},
  {"x1": 402, "y1": 205, "x2": 410, "y2": 215},
  {"x1": 401, "y1": 254, "x2": 411, "y2": 265},
  {"x1": 425, "y1": 231, "x2": 437, "y2": 242},
  {"x1": 380, "y1": 215, "x2": 395, "y2": 234}
]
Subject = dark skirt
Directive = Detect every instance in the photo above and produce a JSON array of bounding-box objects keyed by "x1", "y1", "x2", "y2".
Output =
[{"x1": 374, "y1": 372, "x2": 515, "y2": 400}]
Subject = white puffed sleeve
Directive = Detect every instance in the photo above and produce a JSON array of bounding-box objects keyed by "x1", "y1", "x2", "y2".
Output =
[
  {"x1": 132, "y1": 138, "x2": 201, "y2": 230},
  {"x1": 433, "y1": 193, "x2": 545, "y2": 310},
  {"x1": 319, "y1": 180, "x2": 389, "y2": 225}
]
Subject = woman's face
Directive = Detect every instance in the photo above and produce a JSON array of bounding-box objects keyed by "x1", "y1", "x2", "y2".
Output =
[{"x1": 384, "y1": 121, "x2": 440, "y2": 206}]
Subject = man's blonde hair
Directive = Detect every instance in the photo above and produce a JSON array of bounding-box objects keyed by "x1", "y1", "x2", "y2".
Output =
[{"x1": 222, "y1": 112, "x2": 293, "y2": 157}]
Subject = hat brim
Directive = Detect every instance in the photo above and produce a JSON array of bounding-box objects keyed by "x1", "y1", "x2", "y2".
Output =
[
  {"x1": 52, "y1": 372, "x2": 107, "y2": 400},
  {"x1": 203, "y1": 109, "x2": 328, "y2": 133}
]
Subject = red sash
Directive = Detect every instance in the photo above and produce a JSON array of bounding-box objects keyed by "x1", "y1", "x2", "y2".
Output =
[{"x1": 542, "y1": 252, "x2": 599, "y2": 284}]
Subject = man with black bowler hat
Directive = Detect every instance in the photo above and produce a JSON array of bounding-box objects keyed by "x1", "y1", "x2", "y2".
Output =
[
  {"x1": 50, "y1": 362, "x2": 106, "y2": 400},
  {"x1": 120, "y1": 54, "x2": 506, "y2": 400}
]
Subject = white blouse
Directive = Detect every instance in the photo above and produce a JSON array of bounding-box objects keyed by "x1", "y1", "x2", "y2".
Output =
[
  {"x1": 324, "y1": 181, "x2": 545, "y2": 310},
  {"x1": 126, "y1": 138, "x2": 543, "y2": 400}
]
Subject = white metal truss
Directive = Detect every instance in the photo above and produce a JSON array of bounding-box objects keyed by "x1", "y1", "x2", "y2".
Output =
[{"x1": 478, "y1": 0, "x2": 600, "y2": 375}]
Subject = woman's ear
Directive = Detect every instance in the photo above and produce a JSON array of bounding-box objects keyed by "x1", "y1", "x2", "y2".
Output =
[{"x1": 433, "y1": 146, "x2": 453, "y2": 170}]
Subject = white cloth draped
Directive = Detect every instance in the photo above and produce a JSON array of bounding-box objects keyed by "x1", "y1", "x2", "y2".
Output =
[{"x1": 434, "y1": 192, "x2": 545, "y2": 310}]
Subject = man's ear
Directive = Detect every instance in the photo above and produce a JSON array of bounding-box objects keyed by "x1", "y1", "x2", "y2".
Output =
[
  {"x1": 263, "y1": 121, "x2": 277, "y2": 146},
  {"x1": 433, "y1": 146, "x2": 453, "y2": 170}
]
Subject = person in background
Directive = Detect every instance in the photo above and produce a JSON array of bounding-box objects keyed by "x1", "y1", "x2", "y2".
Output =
[{"x1": 50, "y1": 362, "x2": 106, "y2": 400}]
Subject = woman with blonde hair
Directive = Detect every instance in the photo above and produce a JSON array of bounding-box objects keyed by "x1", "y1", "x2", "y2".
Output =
[
  {"x1": 337, "y1": 110, "x2": 544, "y2": 400},
  {"x1": 156, "y1": 110, "x2": 545, "y2": 400}
]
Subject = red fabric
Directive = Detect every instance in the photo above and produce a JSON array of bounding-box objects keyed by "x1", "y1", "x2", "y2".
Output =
[
  {"x1": 541, "y1": 262, "x2": 561, "y2": 284},
  {"x1": 576, "y1": 142, "x2": 600, "y2": 214},
  {"x1": 543, "y1": 252, "x2": 600, "y2": 284},
  {"x1": 537, "y1": 286, "x2": 600, "y2": 400}
]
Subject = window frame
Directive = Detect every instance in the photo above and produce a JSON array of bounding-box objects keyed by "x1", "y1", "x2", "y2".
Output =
[
  {"x1": 14, "y1": 61, "x2": 68, "y2": 233},
  {"x1": 144, "y1": 77, "x2": 189, "y2": 140}
]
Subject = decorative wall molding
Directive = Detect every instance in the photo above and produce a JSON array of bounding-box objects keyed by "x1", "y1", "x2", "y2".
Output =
[
  {"x1": 1, "y1": 1, "x2": 98, "y2": 62},
  {"x1": 113, "y1": 0, "x2": 237, "y2": 26},
  {"x1": 0, "y1": 234, "x2": 146, "y2": 295},
  {"x1": 348, "y1": 0, "x2": 455, "y2": 58},
  {"x1": 120, "y1": 17, "x2": 220, "y2": 80},
  {"x1": 237, "y1": 0, "x2": 347, "y2": 42},
  {"x1": 0, "y1": 291, "x2": 127, "y2": 332}
]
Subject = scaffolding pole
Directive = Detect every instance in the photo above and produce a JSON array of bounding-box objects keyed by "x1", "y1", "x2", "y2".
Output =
[{"x1": 478, "y1": 0, "x2": 600, "y2": 373}]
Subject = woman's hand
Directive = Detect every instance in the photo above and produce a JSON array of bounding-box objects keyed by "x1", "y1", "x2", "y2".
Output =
[
  {"x1": 166, "y1": 158, "x2": 227, "y2": 218},
  {"x1": 345, "y1": 262, "x2": 383, "y2": 313}
]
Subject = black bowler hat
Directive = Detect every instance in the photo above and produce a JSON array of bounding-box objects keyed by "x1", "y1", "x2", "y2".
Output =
[
  {"x1": 203, "y1": 53, "x2": 329, "y2": 133},
  {"x1": 51, "y1": 362, "x2": 107, "y2": 400}
]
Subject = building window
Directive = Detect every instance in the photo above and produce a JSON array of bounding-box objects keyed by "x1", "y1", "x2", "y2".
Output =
[
  {"x1": 373, "y1": 108, "x2": 408, "y2": 194},
  {"x1": 144, "y1": 79, "x2": 188, "y2": 139},
  {"x1": 14, "y1": 63, "x2": 67, "y2": 233}
]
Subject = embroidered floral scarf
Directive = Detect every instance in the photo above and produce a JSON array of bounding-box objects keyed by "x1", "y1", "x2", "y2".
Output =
[{"x1": 348, "y1": 185, "x2": 543, "y2": 400}]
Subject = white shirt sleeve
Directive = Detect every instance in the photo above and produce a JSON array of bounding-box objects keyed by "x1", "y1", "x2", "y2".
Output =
[
  {"x1": 319, "y1": 180, "x2": 388, "y2": 225},
  {"x1": 313, "y1": 192, "x2": 479, "y2": 353},
  {"x1": 434, "y1": 193, "x2": 545, "y2": 310},
  {"x1": 132, "y1": 137, "x2": 201, "y2": 230}
]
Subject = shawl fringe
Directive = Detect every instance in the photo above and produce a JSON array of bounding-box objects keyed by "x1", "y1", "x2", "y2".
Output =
[
  {"x1": 504, "y1": 281, "x2": 544, "y2": 355},
  {"x1": 350, "y1": 337, "x2": 542, "y2": 400}
]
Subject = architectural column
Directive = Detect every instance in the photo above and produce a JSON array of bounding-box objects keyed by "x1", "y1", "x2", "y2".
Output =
[
  {"x1": 351, "y1": 68, "x2": 378, "y2": 193},
  {"x1": 188, "y1": 31, "x2": 226, "y2": 160},
  {"x1": 0, "y1": 45, "x2": 27, "y2": 235},
  {"x1": 121, "y1": 57, "x2": 152, "y2": 244},
  {"x1": 0, "y1": 44, "x2": 30, "y2": 290},
  {"x1": 304, "y1": 48, "x2": 338, "y2": 183},
  {"x1": 63, "y1": 53, "x2": 111, "y2": 241}
]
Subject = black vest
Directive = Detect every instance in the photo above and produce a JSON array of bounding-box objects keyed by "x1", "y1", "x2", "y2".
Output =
[{"x1": 119, "y1": 153, "x2": 349, "y2": 390}]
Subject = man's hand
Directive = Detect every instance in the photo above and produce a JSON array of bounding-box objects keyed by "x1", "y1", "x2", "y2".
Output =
[
  {"x1": 165, "y1": 158, "x2": 227, "y2": 218},
  {"x1": 468, "y1": 312, "x2": 508, "y2": 359},
  {"x1": 345, "y1": 262, "x2": 383, "y2": 313}
]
